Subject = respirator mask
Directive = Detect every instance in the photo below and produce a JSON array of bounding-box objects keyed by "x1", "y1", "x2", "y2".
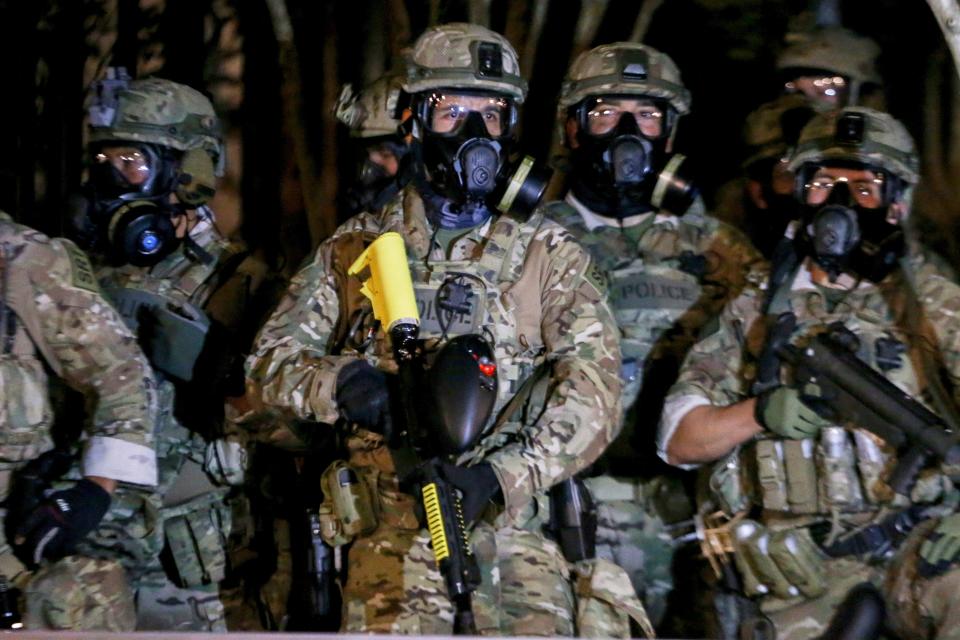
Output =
[
  {"x1": 345, "y1": 139, "x2": 410, "y2": 214},
  {"x1": 69, "y1": 68, "x2": 220, "y2": 267},
  {"x1": 569, "y1": 96, "x2": 697, "y2": 218},
  {"x1": 414, "y1": 88, "x2": 550, "y2": 229},
  {"x1": 68, "y1": 142, "x2": 186, "y2": 267},
  {"x1": 798, "y1": 166, "x2": 904, "y2": 283}
]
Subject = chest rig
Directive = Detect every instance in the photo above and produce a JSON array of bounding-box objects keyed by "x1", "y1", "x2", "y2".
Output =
[
  {"x1": 725, "y1": 268, "x2": 949, "y2": 521},
  {"x1": 97, "y1": 229, "x2": 234, "y2": 484},
  {"x1": 546, "y1": 202, "x2": 713, "y2": 417},
  {"x1": 0, "y1": 224, "x2": 56, "y2": 466}
]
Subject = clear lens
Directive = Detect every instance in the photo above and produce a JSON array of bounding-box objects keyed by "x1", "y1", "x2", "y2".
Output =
[
  {"x1": 803, "y1": 168, "x2": 885, "y2": 208},
  {"x1": 584, "y1": 98, "x2": 664, "y2": 137},
  {"x1": 424, "y1": 92, "x2": 515, "y2": 138},
  {"x1": 784, "y1": 75, "x2": 849, "y2": 106},
  {"x1": 92, "y1": 145, "x2": 154, "y2": 190}
]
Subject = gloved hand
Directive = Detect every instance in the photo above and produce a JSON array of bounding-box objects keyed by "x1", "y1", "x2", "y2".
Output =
[
  {"x1": 12, "y1": 478, "x2": 111, "y2": 568},
  {"x1": 336, "y1": 360, "x2": 393, "y2": 436},
  {"x1": 919, "y1": 513, "x2": 960, "y2": 577},
  {"x1": 755, "y1": 384, "x2": 832, "y2": 440},
  {"x1": 437, "y1": 462, "x2": 502, "y2": 526}
]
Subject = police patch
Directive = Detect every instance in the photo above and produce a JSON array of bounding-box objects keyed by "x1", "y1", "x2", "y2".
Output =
[
  {"x1": 611, "y1": 272, "x2": 699, "y2": 311},
  {"x1": 61, "y1": 241, "x2": 100, "y2": 293},
  {"x1": 414, "y1": 284, "x2": 480, "y2": 337}
]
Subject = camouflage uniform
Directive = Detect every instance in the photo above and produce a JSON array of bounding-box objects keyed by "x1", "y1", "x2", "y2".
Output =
[
  {"x1": 659, "y1": 108, "x2": 960, "y2": 639},
  {"x1": 548, "y1": 42, "x2": 764, "y2": 627},
  {"x1": 26, "y1": 77, "x2": 265, "y2": 632},
  {"x1": 0, "y1": 212, "x2": 156, "y2": 630},
  {"x1": 246, "y1": 176, "x2": 634, "y2": 633}
]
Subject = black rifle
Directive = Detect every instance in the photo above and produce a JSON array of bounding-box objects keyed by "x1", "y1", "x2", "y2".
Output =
[
  {"x1": 771, "y1": 315, "x2": 960, "y2": 497},
  {"x1": 387, "y1": 326, "x2": 494, "y2": 635}
]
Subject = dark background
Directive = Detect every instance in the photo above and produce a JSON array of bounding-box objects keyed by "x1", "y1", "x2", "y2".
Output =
[{"x1": 1, "y1": 0, "x2": 957, "y2": 273}]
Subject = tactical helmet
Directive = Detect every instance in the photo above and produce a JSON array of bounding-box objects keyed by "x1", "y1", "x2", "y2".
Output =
[
  {"x1": 335, "y1": 73, "x2": 404, "y2": 139},
  {"x1": 788, "y1": 107, "x2": 918, "y2": 185},
  {"x1": 88, "y1": 77, "x2": 224, "y2": 176},
  {"x1": 742, "y1": 93, "x2": 816, "y2": 170},
  {"x1": 776, "y1": 27, "x2": 881, "y2": 99},
  {"x1": 559, "y1": 42, "x2": 690, "y2": 115},
  {"x1": 403, "y1": 23, "x2": 527, "y2": 101}
]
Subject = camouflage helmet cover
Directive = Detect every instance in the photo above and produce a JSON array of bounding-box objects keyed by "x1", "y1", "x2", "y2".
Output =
[
  {"x1": 335, "y1": 73, "x2": 404, "y2": 138},
  {"x1": 559, "y1": 42, "x2": 691, "y2": 115},
  {"x1": 776, "y1": 27, "x2": 881, "y2": 87},
  {"x1": 787, "y1": 106, "x2": 919, "y2": 185},
  {"x1": 741, "y1": 93, "x2": 815, "y2": 169},
  {"x1": 403, "y1": 23, "x2": 527, "y2": 101},
  {"x1": 88, "y1": 77, "x2": 224, "y2": 174}
]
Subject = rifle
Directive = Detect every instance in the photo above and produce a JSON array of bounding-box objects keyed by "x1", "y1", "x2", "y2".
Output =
[
  {"x1": 348, "y1": 232, "x2": 497, "y2": 634},
  {"x1": 769, "y1": 314, "x2": 960, "y2": 497}
]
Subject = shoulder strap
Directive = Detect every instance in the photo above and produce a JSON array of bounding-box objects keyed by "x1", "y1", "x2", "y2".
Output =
[{"x1": 476, "y1": 211, "x2": 543, "y2": 285}]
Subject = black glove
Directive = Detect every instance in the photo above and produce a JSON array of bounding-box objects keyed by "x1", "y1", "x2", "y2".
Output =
[
  {"x1": 335, "y1": 360, "x2": 393, "y2": 436},
  {"x1": 12, "y1": 479, "x2": 111, "y2": 567},
  {"x1": 438, "y1": 462, "x2": 502, "y2": 526}
]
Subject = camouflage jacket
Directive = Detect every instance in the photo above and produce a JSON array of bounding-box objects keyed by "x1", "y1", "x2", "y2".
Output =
[
  {"x1": 546, "y1": 193, "x2": 763, "y2": 465},
  {"x1": 247, "y1": 187, "x2": 622, "y2": 522},
  {"x1": 94, "y1": 210, "x2": 258, "y2": 493},
  {"x1": 0, "y1": 212, "x2": 156, "y2": 488},
  {"x1": 660, "y1": 251, "x2": 960, "y2": 518}
]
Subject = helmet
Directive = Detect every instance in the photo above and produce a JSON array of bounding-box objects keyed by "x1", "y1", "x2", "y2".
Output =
[
  {"x1": 776, "y1": 27, "x2": 881, "y2": 104},
  {"x1": 742, "y1": 93, "x2": 816, "y2": 170},
  {"x1": 403, "y1": 23, "x2": 526, "y2": 101},
  {"x1": 788, "y1": 107, "x2": 918, "y2": 185},
  {"x1": 88, "y1": 76, "x2": 224, "y2": 176},
  {"x1": 76, "y1": 72, "x2": 224, "y2": 266},
  {"x1": 335, "y1": 73, "x2": 404, "y2": 139},
  {"x1": 559, "y1": 42, "x2": 690, "y2": 115}
]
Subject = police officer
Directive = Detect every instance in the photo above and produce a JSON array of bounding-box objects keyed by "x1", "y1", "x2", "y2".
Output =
[
  {"x1": 713, "y1": 94, "x2": 816, "y2": 258},
  {"x1": 29, "y1": 72, "x2": 268, "y2": 631},
  {"x1": 246, "y1": 23, "x2": 644, "y2": 636},
  {"x1": 335, "y1": 72, "x2": 410, "y2": 214},
  {"x1": 0, "y1": 211, "x2": 156, "y2": 630},
  {"x1": 776, "y1": 26, "x2": 884, "y2": 110},
  {"x1": 659, "y1": 107, "x2": 960, "y2": 639},
  {"x1": 545, "y1": 42, "x2": 762, "y2": 628}
]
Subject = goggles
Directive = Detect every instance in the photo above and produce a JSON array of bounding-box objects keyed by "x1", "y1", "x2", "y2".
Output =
[
  {"x1": 419, "y1": 91, "x2": 518, "y2": 139},
  {"x1": 582, "y1": 96, "x2": 666, "y2": 138},
  {"x1": 89, "y1": 143, "x2": 164, "y2": 198}
]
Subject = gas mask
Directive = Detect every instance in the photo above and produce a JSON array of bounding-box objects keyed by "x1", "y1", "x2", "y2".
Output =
[
  {"x1": 744, "y1": 159, "x2": 803, "y2": 259},
  {"x1": 345, "y1": 139, "x2": 410, "y2": 214},
  {"x1": 68, "y1": 142, "x2": 186, "y2": 267},
  {"x1": 569, "y1": 100, "x2": 697, "y2": 218},
  {"x1": 414, "y1": 91, "x2": 550, "y2": 229},
  {"x1": 799, "y1": 173, "x2": 905, "y2": 283}
]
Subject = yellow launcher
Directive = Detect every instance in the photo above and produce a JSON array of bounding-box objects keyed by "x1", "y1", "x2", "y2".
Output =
[{"x1": 348, "y1": 232, "x2": 420, "y2": 332}]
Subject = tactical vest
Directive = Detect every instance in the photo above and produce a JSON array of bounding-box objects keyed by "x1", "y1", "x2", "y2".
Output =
[
  {"x1": 546, "y1": 202, "x2": 722, "y2": 475},
  {"x1": 95, "y1": 221, "x2": 240, "y2": 493},
  {"x1": 712, "y1": 273, "x2": 949, "y2": 521},
  {"x1": 0, "y1": 223, "x2": 57, "y2": 476}
]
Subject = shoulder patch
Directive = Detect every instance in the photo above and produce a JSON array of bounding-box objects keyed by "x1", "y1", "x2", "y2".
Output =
[
  {"x1": 60, "y1": 241, "x2": 100, "y2": 293},
  {"x1": 583, "y1": 259, "x2": 609, "y2": 296}
]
